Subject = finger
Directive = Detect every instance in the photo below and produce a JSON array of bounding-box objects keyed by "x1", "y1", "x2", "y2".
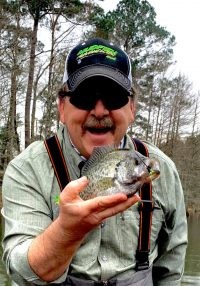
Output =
[
  {"x1": 92, "y1": 195, "x2": 140, "y2": 223},
  {"x1": 83, "y1": 193, "x2": 128, "y2": 212},
  {"x1": 81, "y1": 194, "x2": 140, "y2": 226},
  {"x1": 84, "y1": 193, "x2": 140, "y2": 216},
  {"x1": 60, "y1": 176, "x2": 89, "y2": 202},
  {"x1": 99, "y1": 194, "x2": 140, "y2": 220}
]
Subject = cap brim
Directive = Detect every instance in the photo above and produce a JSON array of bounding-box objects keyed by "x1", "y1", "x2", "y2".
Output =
[{"x1": 66, "y1": 65, "x2": 132, "y2": 93}]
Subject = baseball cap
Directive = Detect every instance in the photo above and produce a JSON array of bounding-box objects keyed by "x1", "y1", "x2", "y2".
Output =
[{"x1": 62, "y1": 38, "x2": 133, "y2": 110}]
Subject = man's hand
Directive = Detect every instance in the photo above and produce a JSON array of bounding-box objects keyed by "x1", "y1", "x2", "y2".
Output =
[
  {"x1": 28, "y1": 176, "x2": 140, "y2": 282},
  {"x1": 58, "y1": 176, "x2": 140, "y2": 241}
]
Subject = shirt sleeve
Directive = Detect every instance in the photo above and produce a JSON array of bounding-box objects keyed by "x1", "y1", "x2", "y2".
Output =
[
  {"x1": 2, "y1": 155, "x2": 68, "y2": 285},
  {"x1": 152, "y1": 154, "x2": 188, "y2": 286}
]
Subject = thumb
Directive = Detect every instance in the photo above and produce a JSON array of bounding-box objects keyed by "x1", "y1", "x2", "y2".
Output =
[{"x1": 60, "y1": 176, "x2": 89, "y2": 203}]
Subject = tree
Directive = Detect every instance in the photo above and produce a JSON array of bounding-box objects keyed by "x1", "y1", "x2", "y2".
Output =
[
  {"x1": 191, "y1": 95, "x2": 200, "y2": 136},
  {"x1": 1, "y1": 0, "x2": 106, "y2": 150},
  {"x1": 0, "y1": 1, "x2": 30, "y2": 167},
  {"x1": 88, "y1": 0, "x2": 175, "y2": 136},
  {"x1": 17, "y1": 0, "x2": 84, "y2": 147}
]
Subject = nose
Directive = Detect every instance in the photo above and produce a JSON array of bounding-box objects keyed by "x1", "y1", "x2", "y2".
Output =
[{"x1": 90, "y1": 99, "x2": 109, "y2": 118}]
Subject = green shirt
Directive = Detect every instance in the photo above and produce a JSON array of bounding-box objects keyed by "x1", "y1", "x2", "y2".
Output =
[{"x1": 2, "y1": 125, "x2": 187, "y2": 285}]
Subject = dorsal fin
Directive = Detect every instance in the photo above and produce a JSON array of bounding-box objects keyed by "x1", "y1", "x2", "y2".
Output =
[{"x1": 82, "y1": 145, "x2": 116, "y2": 174}]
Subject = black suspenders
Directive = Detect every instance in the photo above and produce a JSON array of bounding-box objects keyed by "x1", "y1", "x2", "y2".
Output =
[
  {"x1": 44, "y1": 135, "x2": 71, "y2": 190},
  {"x1": 44, "y1": 135, "x2": 153, "y2": 271},
  {"x1": 132, "y1": 138, "x2": 154, "y2": 270}
]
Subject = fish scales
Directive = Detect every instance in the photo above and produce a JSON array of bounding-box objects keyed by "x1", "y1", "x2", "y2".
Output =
[{"x1": 80, "y1": 146, "x2": 160, "y2": 200}]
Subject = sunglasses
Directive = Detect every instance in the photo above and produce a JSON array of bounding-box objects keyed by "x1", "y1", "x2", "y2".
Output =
[{"x1": 68, "y1": 77, "x2": 132, "y2": 110}]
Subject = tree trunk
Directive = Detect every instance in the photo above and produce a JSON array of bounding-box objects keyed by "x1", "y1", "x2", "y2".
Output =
[
  {"x1": 43, "y1": 14, "x2": 59, "y2": 138},
  {"x1": 24, "y1": 18, "x2": 39, "y2": 147},
  {"x1": 2, "y1": 65, "x2": 20, "y2": 167}
]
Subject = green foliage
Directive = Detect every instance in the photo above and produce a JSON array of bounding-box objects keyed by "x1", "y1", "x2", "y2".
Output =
[
  {"x1": 2, "y1": 0, "x2": 84, "y2": 20},
  {"x1": 87, "y1": 0, "x2": 176, "y2": 135},
  {"x1": 89, "y1": 0, "x2": 175, "y2": 50},
  {"x1": 25, "y1": 0, "x2": 53, "y2": 18}
]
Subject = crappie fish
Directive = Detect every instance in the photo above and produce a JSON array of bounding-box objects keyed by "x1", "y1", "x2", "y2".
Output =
[{"x1": 80, "y1": 146, "x2": 160, "y2": 200}]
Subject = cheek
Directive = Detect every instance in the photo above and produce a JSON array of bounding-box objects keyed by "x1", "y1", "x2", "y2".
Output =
[
  {"x1": 112, "y1": 108, "x2": 134, "y2": 127},
  {"x1": 60, "y1": 101, "x2": 88, "y2": 125},
  {"x1": 63, "y1": 109, "x2": 90, "y2": 135}
]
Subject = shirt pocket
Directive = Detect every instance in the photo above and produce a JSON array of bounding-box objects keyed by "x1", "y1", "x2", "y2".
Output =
[
  {"x1": 116, "y1": 207, "x2": 140, "y2": 267},
  {"x1": 116, "y1": 204, "x2": 164, "y2": 267},
  {"x1": 150, "y1": 206, "x2": 164, "y2": 249},
  {"x1": 71, "y1": 228, "x2": 101, "y2": 266}
]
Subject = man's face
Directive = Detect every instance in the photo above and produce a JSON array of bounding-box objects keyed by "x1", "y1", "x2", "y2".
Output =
[{"x1": 58, "y1": 89, "x2": 135, "y2": 159}]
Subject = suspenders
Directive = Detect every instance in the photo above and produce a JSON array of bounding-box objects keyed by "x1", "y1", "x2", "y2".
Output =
[
  {"x1": 132, "y1": 138, "x2": 154, "y2": 270},
  {"x1": 44, "y1": 135, "x2": 153, "y2": 271},
  {"x1": 44, "y1": 135, "x2": 71, "y2": 189}
]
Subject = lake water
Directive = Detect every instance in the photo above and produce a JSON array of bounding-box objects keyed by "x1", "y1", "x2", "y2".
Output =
[
  {"x1": 181, "y1": 215, "x2": 200, "y2": 285},
  {"x1": 0, "y1": 215, "x2": 199, "y2": 285}
]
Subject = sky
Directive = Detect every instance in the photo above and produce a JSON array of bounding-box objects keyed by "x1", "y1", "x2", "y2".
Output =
[{"x1": 97, "y1": 0, "x2": 200, "y2": 93}]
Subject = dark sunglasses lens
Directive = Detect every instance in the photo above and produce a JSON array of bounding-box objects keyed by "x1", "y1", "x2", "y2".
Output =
[
  {"x1": 69, "y1": 92, "x2": 97, "y2": 110},
  {"x1": 69, "y1": 90, "x2": 129, "y2": 110},
  {"x1": 69, "y1": 78, "x2": 130, "y2": 110},
  {"x1": 102, "y1": 92, "x2": 129, "y2": 110}
]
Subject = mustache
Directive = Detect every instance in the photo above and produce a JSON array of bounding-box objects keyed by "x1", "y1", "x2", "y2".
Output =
[{"x1": 83, "y1": 116, "x2": 115, "y2": 129}]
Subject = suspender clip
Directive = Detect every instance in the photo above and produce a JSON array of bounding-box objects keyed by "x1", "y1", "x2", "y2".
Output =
[
  {"x1": 138, "y1": 200, "x2": 154, "y2": 212},
  {"x1": 135, "y1": 250, "x2": 150, "y2": 271}
]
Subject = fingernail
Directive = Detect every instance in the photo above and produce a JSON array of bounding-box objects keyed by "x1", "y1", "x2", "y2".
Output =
[{"x1": 79, "y1": 176, "x2": 88, "y2": 183}]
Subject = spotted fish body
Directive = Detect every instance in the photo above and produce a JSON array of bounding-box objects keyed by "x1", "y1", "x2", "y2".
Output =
[{"x1": 80, "y1": 146, "x2": 160, "y2": 200}]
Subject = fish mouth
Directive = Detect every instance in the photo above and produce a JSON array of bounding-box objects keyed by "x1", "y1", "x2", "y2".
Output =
[
  {"x1": 149, "y1": 170, "x2": 160, "y2": 180},
  {"x1": 120, "y1": 170, "x2": 160, "y2": 186}
]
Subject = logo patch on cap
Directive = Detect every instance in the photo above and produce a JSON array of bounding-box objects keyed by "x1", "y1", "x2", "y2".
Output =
[{"x1": 77, "y1": 44, "x2": 118, "y2": 63}]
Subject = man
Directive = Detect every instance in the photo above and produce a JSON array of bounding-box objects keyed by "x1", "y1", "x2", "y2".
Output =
[{"x1": 2, "y1": 38, "x2": 187, "y2": 286}]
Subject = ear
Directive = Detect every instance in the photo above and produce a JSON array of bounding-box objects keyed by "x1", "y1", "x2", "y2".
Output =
[
  {"x1": 129, "y1": 98, "x2": 136, "y2": 121},
  {"x1": 58, "y1": 97, "x2": 65, "y2": 123}
]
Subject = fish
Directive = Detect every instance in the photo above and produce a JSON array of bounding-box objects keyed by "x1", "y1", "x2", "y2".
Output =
[{"x1": 80, "y1": 146, "x2": 160, "y2": 200}]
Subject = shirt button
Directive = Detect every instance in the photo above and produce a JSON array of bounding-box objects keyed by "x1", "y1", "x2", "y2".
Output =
[
  {"x1": 101, "y1": 222, "x2": 105, "y2": 228},
  {"x1": 102, "y1": 255, "x2": 108, "y2": 261}
]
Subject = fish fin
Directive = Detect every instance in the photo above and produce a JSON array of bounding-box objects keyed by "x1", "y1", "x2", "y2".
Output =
[{"x1": 82, "y1": 145, "x2": 116, "y2": 174}]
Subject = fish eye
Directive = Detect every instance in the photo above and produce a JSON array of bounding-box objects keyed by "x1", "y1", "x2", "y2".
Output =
[
  {"x1": 135, "y1": 159, "x2": 139, "y2": 166},
  {"x1": 147, "y1": 165, "x2": 152, "y2": 173}
]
